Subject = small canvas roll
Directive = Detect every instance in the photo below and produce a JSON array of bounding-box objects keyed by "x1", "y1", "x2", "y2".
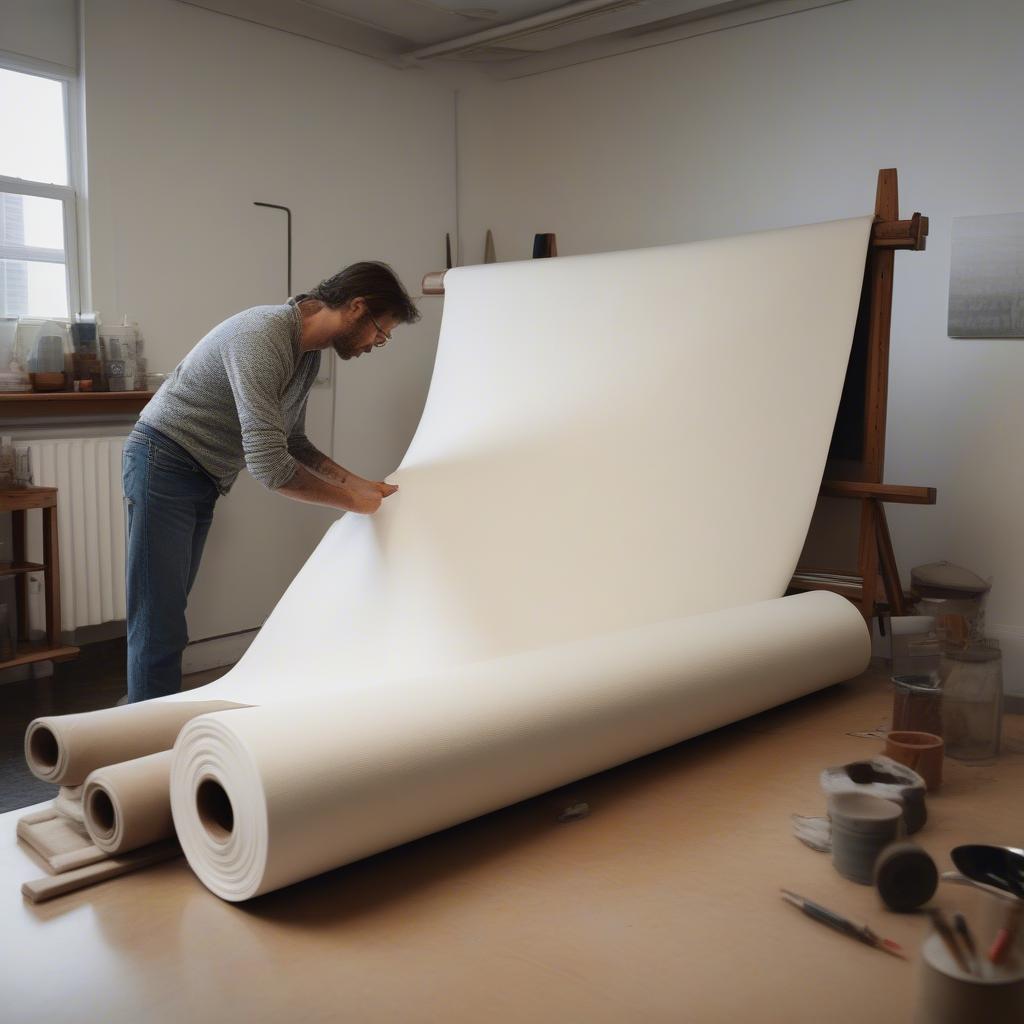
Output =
[
  {"x1": 25, "y1": 700, "x2": 244, "y2": 786},
  {"x1": 83, "y1": 751, "x2": 175, "y2": 855}
]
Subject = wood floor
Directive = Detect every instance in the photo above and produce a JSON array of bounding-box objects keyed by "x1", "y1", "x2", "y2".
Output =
[{"x1": 0, "y1": 639, "x2": 230, "y2": 813}]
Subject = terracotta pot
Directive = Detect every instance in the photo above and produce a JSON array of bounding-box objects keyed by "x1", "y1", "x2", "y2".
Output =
[{"x1": 885, "y1": 730, "x2": 944, "y2": 790}]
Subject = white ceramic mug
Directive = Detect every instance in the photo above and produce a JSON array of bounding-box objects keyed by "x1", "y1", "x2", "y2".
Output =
[{"x1": 915, "y1": 931, "x2": 1024, "y2": 1023}]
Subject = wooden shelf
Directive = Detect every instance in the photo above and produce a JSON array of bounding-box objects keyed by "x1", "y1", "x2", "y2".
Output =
[
  {"x1": 0, "y1": 640, "x2": 79, "y2": 671},
  {"x1": 0, "y1": 485, "x2": 76, "y2": 668},
  {"x1": 0, "y1": 391, "x2": 153, "y2": 417}
]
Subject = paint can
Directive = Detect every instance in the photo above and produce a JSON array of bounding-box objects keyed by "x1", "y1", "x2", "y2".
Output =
[{"x1": 828, "y1": 792, "x2": 903, "y2": 885}]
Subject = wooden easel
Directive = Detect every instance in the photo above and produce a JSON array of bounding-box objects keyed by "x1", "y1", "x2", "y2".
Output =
[{"x1": 789, "y1": 168, "x2": 932, "y2": 622}]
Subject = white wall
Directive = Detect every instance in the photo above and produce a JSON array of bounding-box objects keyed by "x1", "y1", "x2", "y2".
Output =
[
  {"x1": 455, "y1": 0, "x2": 1024, "y2": 694},
  {"x1": 0, "y1": 0, "x2": 77, "y2": 71},
  {"x1": 81, "y1": 0, "x2": 455, "y2": 640}
]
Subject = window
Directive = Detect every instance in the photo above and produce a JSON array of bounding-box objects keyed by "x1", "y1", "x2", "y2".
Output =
[{"x1": 0, "y1": 66, "x2": 80, "y2": 319}]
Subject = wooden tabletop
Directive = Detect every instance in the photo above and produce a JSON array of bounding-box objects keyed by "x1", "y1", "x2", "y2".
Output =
[
  {"x1": 0, "y1": 485, "x2": 58, "y2": 512},
  {"x1": 2, "y1": 669, "x2": 1021, "y2": 1023}
]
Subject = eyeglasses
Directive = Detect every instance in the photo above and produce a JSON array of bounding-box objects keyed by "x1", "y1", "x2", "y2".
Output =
[{"x1": 368, "y1": 312, "x2": 392, "y2": 347}]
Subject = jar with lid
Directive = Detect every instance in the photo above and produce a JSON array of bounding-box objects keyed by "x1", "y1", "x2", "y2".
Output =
[{"x1": 940, "y1": 641, "x2": 1003, "y2": 762}]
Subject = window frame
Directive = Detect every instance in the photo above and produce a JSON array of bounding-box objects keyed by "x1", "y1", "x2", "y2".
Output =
[{"x1": 0, "y1": 55, "x2": 83, "y2": 320}]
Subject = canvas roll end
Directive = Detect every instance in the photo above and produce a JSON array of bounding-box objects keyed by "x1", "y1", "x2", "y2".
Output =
[{"x1": 170, "y1": 713, "x2": 269, "y2": 902}]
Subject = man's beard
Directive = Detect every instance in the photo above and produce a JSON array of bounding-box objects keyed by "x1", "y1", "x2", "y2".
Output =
[{"x1": 332, "y1": 312, "x2": 371, "y2": 360}]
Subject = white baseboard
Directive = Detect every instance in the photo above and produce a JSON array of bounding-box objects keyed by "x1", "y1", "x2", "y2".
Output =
[{"x1": 182, "y1": 630, "x2": 257, "y2": 675}]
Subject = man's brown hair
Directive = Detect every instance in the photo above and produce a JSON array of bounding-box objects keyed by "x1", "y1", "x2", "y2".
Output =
[{"x1": 306, "y1": 262, "x2": 420, "y2": 324}]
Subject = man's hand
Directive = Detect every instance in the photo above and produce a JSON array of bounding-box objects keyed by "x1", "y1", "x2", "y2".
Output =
[
  {"x1": 295, "y1": 452, "x2": 398, "y2": 508},
  {"x1": 275, "y1": 465, "x2": 397, "y2": 514},
  {"x1": 348, "y1": 479, "x2": 398, "y2": 513}
]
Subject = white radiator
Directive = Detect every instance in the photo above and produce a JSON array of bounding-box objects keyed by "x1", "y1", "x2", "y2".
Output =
[{"x1": 26, "y1": 436, "x2": 127, "y2": 631}]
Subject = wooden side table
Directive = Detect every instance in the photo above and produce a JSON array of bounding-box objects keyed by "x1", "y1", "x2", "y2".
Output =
[{"x1": 0, "y1": 485, "x2": 79, "y2": 669}]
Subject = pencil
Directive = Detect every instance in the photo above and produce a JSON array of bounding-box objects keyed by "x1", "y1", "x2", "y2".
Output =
[
  {"x1": 952, "y1": 912, "x2": 980, "y2": 975},
  {"x1": 780, "y1": 889, "x2": 907, "y2": 960},
  {"x1": 929, "y1": 909, "x2": 971, "y2": 973}
]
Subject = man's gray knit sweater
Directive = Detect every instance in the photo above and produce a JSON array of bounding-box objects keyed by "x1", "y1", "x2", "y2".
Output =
[{"x1": 139, "y1": 300, "x2": 321, "y2": 494}]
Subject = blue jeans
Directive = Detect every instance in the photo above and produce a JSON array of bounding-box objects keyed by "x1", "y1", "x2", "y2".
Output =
[{"x1": 123, "y1": 424, "x2": 219, "y2": 702}]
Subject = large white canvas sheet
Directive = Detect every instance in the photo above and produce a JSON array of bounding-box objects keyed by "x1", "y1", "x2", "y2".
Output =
[
  {"x1": 28, "y1": 216, "x2": 876, "y2": 901},
  {"x1": 187, "y1": 215, "x2": 875, "y2": 704}
]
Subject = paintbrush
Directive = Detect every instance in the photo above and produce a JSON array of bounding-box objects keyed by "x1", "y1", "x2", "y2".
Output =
[
  {"x1": 928, "y1": 909, "x2": 972, "y2": 973},
  {"x1": 780, "y1": 890, "x2": 907, "y2": 960},
  {"x1": 952, "y1": 912, "x2": 980, "y2": 975},
  {"x1": 988, "y1": 900, "x2": 1023, "y2": 965}
]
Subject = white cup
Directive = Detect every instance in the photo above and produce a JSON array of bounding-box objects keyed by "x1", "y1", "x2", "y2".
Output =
[{"x1": 915, "y1": 931, "x2": 1024, "y2": 1023}]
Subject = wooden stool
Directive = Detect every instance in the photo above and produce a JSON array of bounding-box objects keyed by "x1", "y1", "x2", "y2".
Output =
[{"x1": 0, "y1": 485, "x2": 78, "y2": 670}]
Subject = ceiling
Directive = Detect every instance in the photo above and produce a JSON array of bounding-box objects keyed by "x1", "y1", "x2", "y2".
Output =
[{"x1": 177, "y1": 0, "x2": 849, "y2": 80}]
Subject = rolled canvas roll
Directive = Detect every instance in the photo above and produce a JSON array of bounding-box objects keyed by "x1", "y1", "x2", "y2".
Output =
[
  {"x1": 171, "y1": 592, "x2": 869, "y2": 901},
  {"x1": 25, "y1": 701, "x2": 244, "y2": 786},
  {"x1": 83, "y1": 751, "x2": 175, "y2": 855}
]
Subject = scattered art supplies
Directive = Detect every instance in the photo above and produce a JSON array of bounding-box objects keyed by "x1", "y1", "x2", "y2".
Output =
[
  {"x1": 821, "y1": 756, "x2": 928, "y2": 834},
  {"x1": 828, "y1": 792, "x2": 904, "y2": 885},
  {"x1": 889, "y1": 563, "x2": 1005, "y2": 766},
  {"x1": 951, "y1": 845, "x2": 1024, "y2": 901},
  {"x1": 910, "y1": 561, "x2": 991, "y2": 649},
  {"x1": 888, "y1": 613, "x2": 941, "y2": 746},
  {"x1": 916, "y1": 904, "x2": 1024, "y2": 1024},
  {"x1": 794, "y1": 756, "x2": 927, "y2": 855},
  {"x1": 884, "y1": 731, "x2": 944, "y2": 790},
  {"x1": 941, "y1": 641, "x2": 1004, "y2": 762},
  {"x1": 890, "y1": 614, "x2": 941, "y2": 687},
  {"x1": 780, "y1": 889, "x2": 907, "y2": 959},
  {"x1": 874, "y1": 842, "x2": 938, "y2": 911}
]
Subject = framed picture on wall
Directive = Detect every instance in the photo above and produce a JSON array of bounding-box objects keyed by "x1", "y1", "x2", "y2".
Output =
[{"x1": 948, "y1": 212, "x2": 1024, "y2": 338}]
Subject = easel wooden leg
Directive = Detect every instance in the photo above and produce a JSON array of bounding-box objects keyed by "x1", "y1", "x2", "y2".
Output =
[
  {"x1": 42, "y1": 506, "x2": 61, "y2": 648},
  {"x1": 857, "y1": 499, "x2": 879, "y2": 621},
  {"x1": 12, "y1": 509, "x2": 28, "y2": 642},
  {"x1": 874, "y1": 501, "x2": 906, "y2": 615}
]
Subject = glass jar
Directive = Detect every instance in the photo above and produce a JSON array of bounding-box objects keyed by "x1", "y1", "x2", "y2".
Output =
[
  {"x1": 941, "y1": 641, "x2": 1003, "y2": 762},
  {"x1": 892, "y1": 676, "x2": 944, "y2": 736}
]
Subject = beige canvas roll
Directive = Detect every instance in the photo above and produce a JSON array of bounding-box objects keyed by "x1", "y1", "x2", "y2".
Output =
[
  {"x1": 25, "y1": 701, "x2": 244, "y2": 787},
  {"x1": 83, "y1": 751, "x2": 175, "y2": 855},
  {"x1": 171, "y1": 591, "x2": 869, "y2": 901}
]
